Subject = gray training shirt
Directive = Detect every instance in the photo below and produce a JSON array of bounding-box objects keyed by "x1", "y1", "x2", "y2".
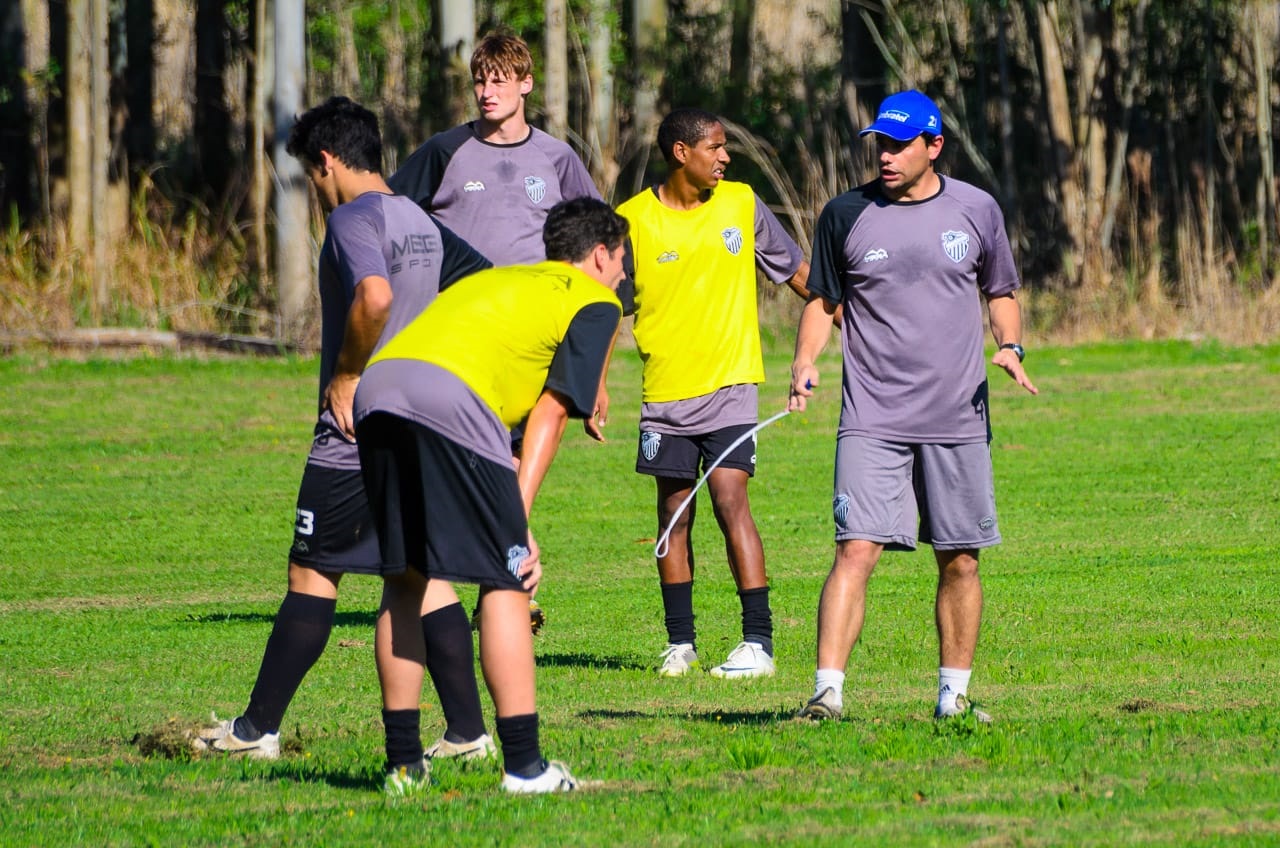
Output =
[
  {"x1": 808, "y1": 176, "x2": 1020, "y2": 444},
  {"x1": 388, "y1": 123, "x2": 602, "y2": 267},
  {"x1": 311, "y1": 192, "x2": 490, "y2": 470}
]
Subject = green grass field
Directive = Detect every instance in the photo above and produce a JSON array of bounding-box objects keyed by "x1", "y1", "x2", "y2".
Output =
[{"x1": 1, "y1": 340, "x2": 1278, "y2": 846}]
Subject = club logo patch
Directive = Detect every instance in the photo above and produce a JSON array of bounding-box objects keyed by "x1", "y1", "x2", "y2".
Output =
[
  {"x1": 641, "y1": 431, "x2": 663, "y2": 461},
  {"x1": 864, "y1": 248, "x2": 888, "y2": 263},
  {"x1": 506, "y1": 544, "x2": 530, "y2": 578},
  {"x1": 657, "y1": 251, "x2": 679, "y2": 264},
  {"x1": 978, "y1": 516, "x2": 996, "y2": 530},
  {"x1": 722, "y1": 227, "x2": 743, "y2": 256},
  {"x1": 833, "y1": 494, "x2": 851, "y2": 527},
  {"x1": 941, "y1": 230, "x2": 970, "y2": 263},
  {"x1": 464, "y1": 180, "x2": 485, "y2": 192},
  {"x1": 524, "y1": 176, "x2": 547, "y2": 203}
]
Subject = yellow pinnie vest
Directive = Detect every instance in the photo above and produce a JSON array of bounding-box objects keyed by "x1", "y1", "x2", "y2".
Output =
[
  {"x1": 369, "y1": 261, "x2": 621, "y2": 429},
  {"x1": 619, "y1": 180, "x2": 764, "y2": 402}
]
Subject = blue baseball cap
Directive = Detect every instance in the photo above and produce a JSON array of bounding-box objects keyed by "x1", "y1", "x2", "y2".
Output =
[{"x1": 858, "y1": 90, "x2": 943, "y2": 141}]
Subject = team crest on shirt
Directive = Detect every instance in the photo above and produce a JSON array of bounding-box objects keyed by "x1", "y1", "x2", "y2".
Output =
[
  {"x1": 721, "y1": 227, "x2": 744, "y2": 256},
  {"x1": 524, "y1": 176, "x2": 547, "y2": 203},
  {"x1": 506, "y1": 544, "x2": 530, "y2": 579},
  {"x1": 864, "y1": 248, "x2": 888, "y2": 263},
  {"x1": 464, "y1": 180, "x2": 485, "y2": 192},
  {"x1": 657, "y1": 251, "x2": 679, "y2": 264},
  {"x1": 641, "y1": 431, "x2": 663, "y2": 461},
  {"x1": 941, "y1": 230, "x2": 970, "y2": 263},
  {"x1": 833, "y1": 494, "x2": 851, "y2": 528}
]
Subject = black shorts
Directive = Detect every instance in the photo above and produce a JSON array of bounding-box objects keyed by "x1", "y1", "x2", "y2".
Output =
[
  {"x1": 635, "y1": 423, "x2": 758, "y2": 481},
  {"x1": 289, "y1": 462, "x2": 385, "y2": 574},
  {"x1": 355, "y1": 412, "x2": 530, "y2": 590}
]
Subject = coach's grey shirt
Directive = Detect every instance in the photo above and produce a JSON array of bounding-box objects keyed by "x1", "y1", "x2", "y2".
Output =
[
  {"x1": 808, "y1": 176, "x2": 1019, "y2": 444},
  {"x1": 388, "y1": 123, "x2": 601, "y2": 267},
  {"x1": 311, "y1": 192, "x2": 490, "y2": 470}
]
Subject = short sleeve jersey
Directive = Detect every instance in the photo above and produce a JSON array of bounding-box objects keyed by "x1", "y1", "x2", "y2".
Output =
[
  {"x1": 356, "y1": 261, "x2": 622, "y2": 464},
  {"x1": 808, "y1": 176, "x2": 1019, "y2": 444},
  {"x1": 617, "y1": 180, "x2": 804, "y2": 403},
  {"x1": 388, "y1": 123, "x2": 602, "y2": 267},
  {"x1": 313, "y1": 192, "x2": 490, "y2": 469}
]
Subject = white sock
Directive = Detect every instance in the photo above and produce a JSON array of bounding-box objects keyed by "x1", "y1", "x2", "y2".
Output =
[
  {"x1": 815, "y1": 669, "x2": 845, "y2": 706},
  {"x1": 938, "y1": 667, "x2": 972, "y2": 714}
]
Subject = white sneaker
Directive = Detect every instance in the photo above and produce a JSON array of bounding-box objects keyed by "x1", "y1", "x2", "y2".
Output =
[
  {"x1": 657, "y1": 642, "x2": 699, "y2": 677},
  {"x1": 500, "y1": 760, "x2": 578, "y2": 794},
  {"x1": 425, "y1": 733, "x2": 497, "y2": 760},
  {"x1": 196, "y1": 715, "x2": 280, "y2": 760},
  {"x1": 795, "y1": 687, "x2": 842, "y2": 720},
  {"x1": 710, "y1": 641, "x2": 775, "y2": 679},
  {"x1": 935, "y1": 693, "x2": 993, "y2": 724},
  {"x1": 384, "y1": 758, "x2": 432, "y2": 797}
]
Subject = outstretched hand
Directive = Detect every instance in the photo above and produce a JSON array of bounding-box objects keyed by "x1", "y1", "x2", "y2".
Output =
[{"x1": 992, "y1": 348, "x2": 1038, "y2": 395}]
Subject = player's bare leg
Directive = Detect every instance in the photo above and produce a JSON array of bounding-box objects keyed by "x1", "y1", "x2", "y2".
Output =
[
  {"x1": 705, "y1": 467, "x2": 774, "y2": 677},
  {"x1": 654, "y1": 477, "x2": 700, "y2": 675},
  {"x1": 815, "y1": 540, "x2": 881, "y2": 670},
  {"x1": 933, "y1": 548, "x2": 989, "y2": 721},
  {"x1": 797, "y1": 539, "x2": 882, "y2": 717},
  {"x1": 706, "y1": 467, "x2": 764, "y2": 590}
]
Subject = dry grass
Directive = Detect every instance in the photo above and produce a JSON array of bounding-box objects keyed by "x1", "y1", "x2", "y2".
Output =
[{"x1": 2, "y1": 175, "x2": 1276, "y2": 349}]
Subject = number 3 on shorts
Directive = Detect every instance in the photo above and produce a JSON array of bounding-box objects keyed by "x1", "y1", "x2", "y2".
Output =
[{"x1": 295, "y1": 508, "x2": 315, "y2": 536}]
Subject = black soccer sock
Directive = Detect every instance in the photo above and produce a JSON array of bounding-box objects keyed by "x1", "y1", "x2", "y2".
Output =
[
  {"x1": 382, "y1": 708, "x2": 424, "y2": 770},
  {"x1": 422, "y1": 602, "x2": 486, "y2": 743},
  {"x1": 660, "y1": 580, "x2": 696, "y2": 648},
  {"x1": 243, "y1": 591, "x2": 336, "y2": 735},
  {"x1": 495, "y1": 713, "x2": 543, "y2": 778},
  {"x1": 739, "y1": 586, "x2": 773, "y2": 656}
]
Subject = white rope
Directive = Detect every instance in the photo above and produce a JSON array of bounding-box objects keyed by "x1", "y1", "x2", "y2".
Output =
[{"x1": 654, "y1": 408, "x2": 792, "y2": 558}]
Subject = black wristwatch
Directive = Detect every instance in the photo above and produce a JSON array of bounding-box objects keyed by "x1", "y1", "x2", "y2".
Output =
[{"x1": 1000, "y1": 342, "x2": 1025, "y2": 362}]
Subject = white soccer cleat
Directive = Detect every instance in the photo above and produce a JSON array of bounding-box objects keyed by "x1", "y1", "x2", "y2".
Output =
[
  {"x1": 657, "y1": 642, "x2": 699, "y2": 677},
  {"x1": 709, "y1": 641, "x2": 776, "y2": 679},
  {"x1": 384, "y1": 758, "x2": 432, "y2": 797},
  {"x1": 196, "y1": 715, "x2": 280, "y2": 760},
  {"x1": 425, "y1": 732, "x2": 497, "y2": 761},
  {"x1": 500, "y1": 760, "x2": 578, "y2": 794},
  {"x1": 935, "y1": 693, "x2": 993, "y2": 724},
  {"x1": 795, "y1": 686, "x2": 843, "y2": 721}
]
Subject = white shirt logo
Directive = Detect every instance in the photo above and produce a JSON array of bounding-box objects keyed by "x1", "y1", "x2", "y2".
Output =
[
  {"x1": 722, "y1": 227, "x2": 744, "y2": 256},
  {"x1": 463, "y1": 181, "x2": 485, "y2": 192},
  {"x1": 524, "y1": 176, "x2": 547, "y2": 203},
  {"x1": 863, "y1": 248, "x2": 888, "y2": 263},
  {"x1": 941, "y1": 230, "x2": 970, "y2": 263},
  {"x1": 506, "y1": 544, "x2": 530, "y2": 579}
]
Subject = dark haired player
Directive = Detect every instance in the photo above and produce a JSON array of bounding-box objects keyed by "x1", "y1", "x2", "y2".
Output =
[
  {"x1": 789, "y1": 90, "x2": 1037, "y2": 723},
  {"x1": 617, "y1": 108, "x2": 814, "y2": 680},
  {"x1": 197, "y1": 96, "x2": 496, "y2": 765},
  {"x1": 353, "y1": 197, "x2": 629, "y2": 794}
]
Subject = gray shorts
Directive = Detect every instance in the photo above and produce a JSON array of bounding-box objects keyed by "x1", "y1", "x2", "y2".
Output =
[{"x1": 832, "y1": 434, "x2": 1001, "y2": 551}]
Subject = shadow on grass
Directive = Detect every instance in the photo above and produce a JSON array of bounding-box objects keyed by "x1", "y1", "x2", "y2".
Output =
[
  {"x1": 182, "y1": 611, "x2": 377, "y2": 627},
  {"x1": 536, "y1": 651, "x2": 649, "y2": 671},
  {"x1": 578, "y1": 707, "x2": 792, "y2": 726}
]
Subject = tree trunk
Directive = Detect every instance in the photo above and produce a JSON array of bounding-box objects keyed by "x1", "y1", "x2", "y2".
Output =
[
  {"x1": 1029, "y1": 0, "x2": 1083, "y2": 280},
  {"x1": 727, "y1": 0, "x2": 754, "y2": 118},
  {"x1": 90, "y1": 0, "x2": 109, "y2": 315},
  {"x1": 543, "y1": 0, "x2": 568, "y2": 138},
  {"x1": 67, "y1": 0, "x2": 91, "y2": 253},
  {"x1": 124, "y1": 0, "x2": 155, "y2": 175},
  {"x1": 1253, "y1": 0, "x2": 1276, "y2": 284},
  {"x1": 586, "y1": 0, "x2": 617, "y2": 194},
  {"x1": 380, "y1": 0, "x2": 411, "y2": 172},
  {"x1": 195, "y1": 0, "x2": 230, "y2": 202},
  {"x1": 625, "y1": 0, "x2": 666, "y2": 194},
  {"x1": 274, "y1": 0, "x2": 311, "y2": 346},
  {"x1": 247, "y1": 0, "x2": 270, "y2": 283},
  {"x1": 437, "y1": 0, "x2": 474, "y2": 127}
]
